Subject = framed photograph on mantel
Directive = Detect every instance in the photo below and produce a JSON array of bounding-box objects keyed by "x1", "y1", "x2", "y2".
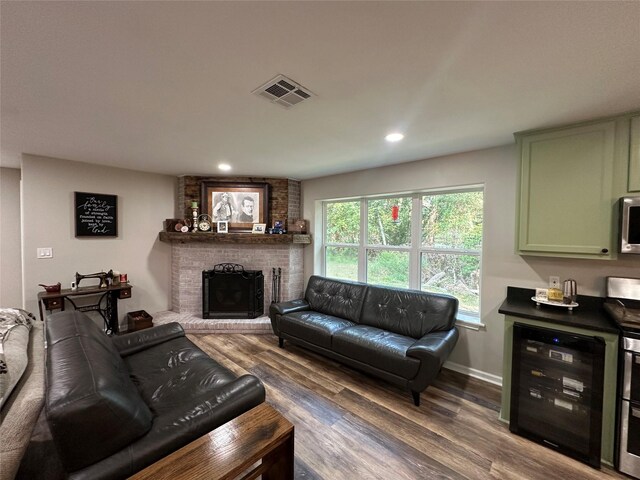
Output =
[
  {"x1": 201, "y1": 182, "x2": 269, "y2": 232},
  {"x1": 217, "y1": 221, "x2": 228, "y2": 234},
  {"x1": 251, "y1": 223, "x2": 266, "y2": 234}
]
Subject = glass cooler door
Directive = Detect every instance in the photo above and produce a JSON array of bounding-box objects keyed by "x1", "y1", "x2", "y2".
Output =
[{"x1": 510, "y1": 323, "x2": 605, "y2": 468}]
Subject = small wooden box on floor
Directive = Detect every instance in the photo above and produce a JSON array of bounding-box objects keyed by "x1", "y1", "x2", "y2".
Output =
[
  {"x1": 130, "y1": 403, "x2": 294, "y2": 480},
  {"x1": 127, "y1": 310, "x2": 153, "y2": 332}
]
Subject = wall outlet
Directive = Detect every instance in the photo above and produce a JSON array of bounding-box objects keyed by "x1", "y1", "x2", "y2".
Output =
[
  {"x1": 37, "y1": 247, "x2": 53, "y2": 259},
  {"x1": 549, "y1": 276, "x2": 560, "y2": 289}
]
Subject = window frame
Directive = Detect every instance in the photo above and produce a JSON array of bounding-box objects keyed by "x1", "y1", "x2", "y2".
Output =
[{"x1": 322, "y1": 186, "x2": 484, "y2": 326}]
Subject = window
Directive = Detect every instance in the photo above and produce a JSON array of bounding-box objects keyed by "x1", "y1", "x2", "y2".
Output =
[
  {"x1": 367, "y1": 196, "x2": 412, "y2": 288},
  {"x1": 323, "y1": 188, "x2": 483, "y2": 321},
  {"x1": 420, "y1": 191, "x2": 483, "y2": 318},
  {"x1": 324, "y1": 201, "x2": 360, "y2": 281}
]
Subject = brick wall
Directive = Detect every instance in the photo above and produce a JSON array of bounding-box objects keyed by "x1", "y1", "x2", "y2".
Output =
[
  {"x1": 178, "y1": 176, "x2": 301, "y2": 229},
  {"x1": 287, "y1": 179, "x2": 301, "y2": 221}
]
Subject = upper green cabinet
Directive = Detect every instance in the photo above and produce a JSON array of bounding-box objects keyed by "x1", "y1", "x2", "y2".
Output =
[
  {"x1": 629, "y1": 115, "x2": 640, "y2": 192},
  {"x1": 517, "y1": 120, "x2": 616, "y2": 258}
]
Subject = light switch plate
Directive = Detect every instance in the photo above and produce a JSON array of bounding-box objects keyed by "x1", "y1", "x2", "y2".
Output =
[{"x1": 37, "y1": 247, "x2": 53, "y2": 259}]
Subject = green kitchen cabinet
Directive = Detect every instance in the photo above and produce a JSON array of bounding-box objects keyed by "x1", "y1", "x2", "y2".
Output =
[
  {"x1": 516, "y1": 120, "x2": 617, "y2": 258},
  {"x1": 629, "y1": 115, "x2": 640, "y2": 192}
]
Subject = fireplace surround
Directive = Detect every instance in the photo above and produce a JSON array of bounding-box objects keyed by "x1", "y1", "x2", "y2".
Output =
[{"x1": 162, "y1": 238, "x2": 305, "y2": 317}]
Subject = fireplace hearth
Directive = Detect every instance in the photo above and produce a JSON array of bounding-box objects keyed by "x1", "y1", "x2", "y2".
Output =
[{"x1": 202, "y1": 264, "x2": 264, "y2": 319}]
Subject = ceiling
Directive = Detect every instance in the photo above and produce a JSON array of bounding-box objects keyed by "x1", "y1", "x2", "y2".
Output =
[{"x1": 2, "y1": 1, "x2": 639, "y2": 180}]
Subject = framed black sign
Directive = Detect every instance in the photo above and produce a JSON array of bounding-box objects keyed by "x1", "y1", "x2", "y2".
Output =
[{"x1": 75, "y1": 192, "x2": 118, "y2": 237}]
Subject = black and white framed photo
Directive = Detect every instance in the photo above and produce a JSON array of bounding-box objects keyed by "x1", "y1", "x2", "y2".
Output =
[
  {"x1": 201, "y1": 182, "x2": 269, "y2": 232},
  {"x1": 251, "y1": 223, "x2": 266, "y2": 234},
  {"x1": 217, "y1": 221, "x2": 228, "y2": 234}
]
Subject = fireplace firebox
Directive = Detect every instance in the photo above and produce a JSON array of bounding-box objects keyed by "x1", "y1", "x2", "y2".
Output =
[{"x1": 202, "y1": 264, "x2": 264, "y2": 319}]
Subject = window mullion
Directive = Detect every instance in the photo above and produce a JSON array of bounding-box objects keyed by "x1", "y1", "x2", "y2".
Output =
[
  {"x1": 420, "y1": 247, "x2": 481, "y2": 256},
  {"x1": 321, "y1": 201, "x2": 327, "y2": 276},
  {"x1": 358, "y1": 199, "x2": 367, "y2": 282},
  {"x1": 410, "y1": 195, "x2": 421, "y2": 289}
]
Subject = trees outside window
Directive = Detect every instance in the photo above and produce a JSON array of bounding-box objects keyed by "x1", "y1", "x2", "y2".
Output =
[{"x1": 324, "y1": 201, "x2": 360, "y2": 281}]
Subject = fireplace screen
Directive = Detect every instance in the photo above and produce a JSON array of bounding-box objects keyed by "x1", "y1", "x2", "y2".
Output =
[{"x1": 202, "y1": 264, "x2": 264, "y2": 319}]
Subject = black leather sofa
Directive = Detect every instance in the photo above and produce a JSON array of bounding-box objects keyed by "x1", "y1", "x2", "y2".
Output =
[
  {"x1": 269, "y1": 276, "x2": 459, "y2": 406},
  {"x1": 44, "y1": 310, "x2": 265, "y2": 480}
]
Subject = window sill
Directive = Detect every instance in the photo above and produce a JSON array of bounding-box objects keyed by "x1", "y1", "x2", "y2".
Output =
[{"x1": 455, "y1": 313, "x2": 485, "y2": 331}]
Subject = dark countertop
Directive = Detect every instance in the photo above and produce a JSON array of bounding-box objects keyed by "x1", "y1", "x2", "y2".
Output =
[{"x1": 499, "y1": 286, "x2": 620, "y2": 334}]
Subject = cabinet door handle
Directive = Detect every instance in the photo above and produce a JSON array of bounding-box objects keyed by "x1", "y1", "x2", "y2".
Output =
[{"x1": 601, "y1": 248, "x2": 609, "y2": 254}]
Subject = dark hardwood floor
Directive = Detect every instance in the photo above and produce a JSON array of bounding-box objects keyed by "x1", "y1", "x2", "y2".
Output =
[{"x1": 188, "y1": 333, "x2": 623, "y2": 480}]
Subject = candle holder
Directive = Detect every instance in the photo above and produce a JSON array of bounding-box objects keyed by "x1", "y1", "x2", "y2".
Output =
[{"x1": 191, "y1": 203, "x2": 199, "y2": 233}]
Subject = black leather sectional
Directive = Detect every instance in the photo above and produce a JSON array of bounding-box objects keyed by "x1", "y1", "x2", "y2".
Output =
[
  {"x1": 44, "y1": 311, "x2": 265, "y2": 479},
  {"x1": 269, "y1": 276, "x2": 459, "y2": 406}
]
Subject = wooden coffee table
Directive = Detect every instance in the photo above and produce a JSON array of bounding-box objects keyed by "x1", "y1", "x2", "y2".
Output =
[{"x1": 129, "y1": 403, "x2": 294, "y2": 480}]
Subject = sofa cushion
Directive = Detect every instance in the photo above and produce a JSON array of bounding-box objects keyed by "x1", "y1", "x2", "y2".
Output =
[
  {"x1": 45, "y1": 311, "x2": 153, "y2": 473},
  {"x1": 332, "y1": 326, "x2": 420, "y2": 379},
  {"x1": 280, "y1": 311, "x2": 355, "y2": 349},
  {"x1": 123, "y1": 335, "x2": 238, "y2": 415},
  {"x1": 305, "y1": 275, "x2": 367, "y2": 323},
  {"x1": 360, "y1": 286, "x2": 458, "y2": 338}
]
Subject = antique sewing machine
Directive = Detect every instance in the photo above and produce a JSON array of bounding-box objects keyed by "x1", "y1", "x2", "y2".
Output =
[
  {"x1": 75, "y1": 270, "x2": 114, "y2": 289},
  {"x1": 38, "y1": 270, "x2": 132, "y2": 335}
]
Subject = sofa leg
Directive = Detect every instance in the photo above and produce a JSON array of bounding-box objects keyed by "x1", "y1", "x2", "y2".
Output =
[
  {"x1": 278, "y1": 338, "x2": 284, "y2": 348},
  {"x1": 411, "y1": 391, "x2": 420, "y2": 407}
]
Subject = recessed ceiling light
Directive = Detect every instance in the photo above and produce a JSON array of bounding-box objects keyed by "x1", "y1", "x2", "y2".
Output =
[
  {"x1": 385, "y1": 133, "x2": 404, "y2": 143},
  {"x1": 218, "y1": 163, "x2": 231, "y2": 171}
]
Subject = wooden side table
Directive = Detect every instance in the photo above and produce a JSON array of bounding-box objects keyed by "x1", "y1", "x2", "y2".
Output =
[{"x1": 129, "y1": 403, "x2": 294, "y2": 480}]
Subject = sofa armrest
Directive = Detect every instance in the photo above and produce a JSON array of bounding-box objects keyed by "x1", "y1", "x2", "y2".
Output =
[
  {"x1": 407, "y1": 328, "x2": 458, "y2": 362},
  {"x1": 268, "y1": 299, "x2": 310, "y2": 336},
  {"x1": 269, "y1": 299, "x2": 310, "y2": 317},
  {"x1": 406, "y1": 328, "x2": 459, "y2": 391},
  {"x1": 67, "y1": 375, "x2": 266, "y2": 480},
  {"x1": 112, "y1": 322, "x2": 185, "y2": 357}
]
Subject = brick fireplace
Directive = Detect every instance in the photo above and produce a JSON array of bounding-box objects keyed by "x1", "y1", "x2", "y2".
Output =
[
  {"x1": 170, "y1": 242, "x2": 304, "y2": 316},
  {"x1": 161, "y1": 175, "x2": 308, "y2": 320}
]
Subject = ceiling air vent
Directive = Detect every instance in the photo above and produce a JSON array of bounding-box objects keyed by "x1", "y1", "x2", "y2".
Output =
[{"x1": 252, "y1": 74, "x2": 314, "y2": 109}]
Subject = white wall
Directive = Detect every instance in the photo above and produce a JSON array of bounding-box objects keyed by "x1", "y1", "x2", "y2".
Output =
[
  {"x1": 21, "y1": 155, "x2": 176, "y2": 327},
  {"x1": 302, "y1": 144, "x2": 640, "y2": 380},
  {"x1": 0, "y1": 168, "x2": 23, "y2": 307}
]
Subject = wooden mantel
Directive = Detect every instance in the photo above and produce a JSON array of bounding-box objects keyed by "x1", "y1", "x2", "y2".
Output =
[{"x1": 158, "y1": 231, "x2": 311, "y2": 245}]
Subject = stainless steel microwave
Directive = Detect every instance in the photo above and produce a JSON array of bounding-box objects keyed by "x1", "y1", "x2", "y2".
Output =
[{"x1": 620, "y1": 196, "x2": 640, "y2": 254}]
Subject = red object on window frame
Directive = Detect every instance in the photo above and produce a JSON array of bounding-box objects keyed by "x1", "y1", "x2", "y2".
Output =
[{"x1": 391, "y1": 205, "x2": 399, "y2": 223}]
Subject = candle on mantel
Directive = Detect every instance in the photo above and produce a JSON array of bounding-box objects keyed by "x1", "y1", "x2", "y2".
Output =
[{"x1": 191, "y1": 201, "x2": 198, "y2": 209}]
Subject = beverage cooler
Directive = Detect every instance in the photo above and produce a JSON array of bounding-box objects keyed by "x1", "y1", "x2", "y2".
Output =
[{"x1": 510, "y1": 323, "x2": 605, "y2": 468}]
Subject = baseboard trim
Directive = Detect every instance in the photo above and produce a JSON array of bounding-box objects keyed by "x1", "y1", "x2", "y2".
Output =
[{"x1": 443, "y1": 360, "x2": 502, "y2": 387}]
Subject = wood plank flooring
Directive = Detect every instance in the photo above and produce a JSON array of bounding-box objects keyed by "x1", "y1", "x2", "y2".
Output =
[{"x1": 188, "y1": 333, "x2": 624, "y2": 480}]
